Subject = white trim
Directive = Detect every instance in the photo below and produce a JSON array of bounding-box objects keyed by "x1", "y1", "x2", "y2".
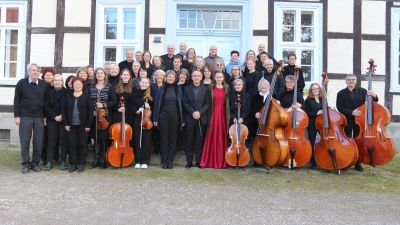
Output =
[
  {"x1": 165, "y1": 0, "x2": 253, "y2": 57},
  {"x1": 390, "y1": 7, "x2": 400, "y2": 93}
]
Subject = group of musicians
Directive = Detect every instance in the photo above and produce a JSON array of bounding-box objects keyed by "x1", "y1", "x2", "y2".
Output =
[{"x1": 14, "y1": 46, "x2": 379, "y2": 174}]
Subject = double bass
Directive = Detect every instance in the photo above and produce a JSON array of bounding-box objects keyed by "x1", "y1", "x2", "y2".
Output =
[
  {"x1": 354, "y1": 59, "x2": 396, "y2": 171},
  {"x1": 225, "y1": 94, "x2": 251, "y2": 167},
  {"x1": 106, "y1": 96, "x2": 134, "y2": 168},
  {"x1": 252, "y1": 61, "x2": 288, "y2": 168},
  {"x1": 315, "y1": 73, "x2": 358, "y2": 173},
  {"x1": 283, "y1": 66, "x2": 312, "y2": 168}
]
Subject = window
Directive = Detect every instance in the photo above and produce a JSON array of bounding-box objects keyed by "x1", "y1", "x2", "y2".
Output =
[
  {"x1": 95, "y1": 1, "x2": 143, "y2": 68},
  {"x1": 274, "y1": 2, "x2": 322, "y2": 83},
  {"x1": 178, "y1": 10, "x2": 240, "y2": 30},
  {"x1": 390, "y1": 8, "x2": 400, "y2": 92},
  {"x1": 0, "y1": 2, "x2": 26, "y2": 85}
]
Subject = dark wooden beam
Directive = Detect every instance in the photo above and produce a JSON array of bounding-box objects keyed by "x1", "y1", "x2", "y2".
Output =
[
  {"x1": 354, "y1": 0, "x2": 362, "y2": 86},
  {"x1": 62, "y1": 67, "x2": 80, "y2": 73},
  {"x1": 144, "y1": 0, "x2": 150, "y2": 51},
  {"x1": 268, "y1": 0, "x2": 274, "y2": 56},
  {"x1": 385, "y1": 0, "x2": 393, "y2": 114},
  {"x1": 54, "y1": 0, "x2": 65, "y2": 74},
  {"x1": 25, "y1": 0, "x2": 32, "y2": 76},
  {"x1": 89, "y1": 0, "x2": 96, "y2": 65},
  {"x1": 31, "y1": 27, "x2": 56, "y2": 34},
  {"x1": 322, "y1": 0, "x2": 327, "y2": 72},
  {"x1": 64, "y1": 27, "x2": 91, "y2": 33},
  {"x1": 326, "y1": 33, "x2": 354, "y2": 39},
  {"x1": 253, "y1": 30, "x2": 269, "y2": 36},
  {"x1": 0, "y1": 105, "x2": 13, "y2": 112},
  {"x1": 148, "y1": 28, "x2": 165, "y2": 34}
]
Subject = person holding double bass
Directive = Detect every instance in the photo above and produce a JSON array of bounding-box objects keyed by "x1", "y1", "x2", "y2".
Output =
[{"x1": 336, "y1": 74, "x2": 378, "y2": 172}]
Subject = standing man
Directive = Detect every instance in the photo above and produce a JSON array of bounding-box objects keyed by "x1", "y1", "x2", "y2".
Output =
[
  {"x1": 118, "y1": 49, "x2": 134, "y2": 75},
  {"x1": 255, "y1": 59, "x2": 284, "y2": 98},
  {"x1": 177, "y1": 42, "x2": 188, "y2": 60},
  {"x1": 161, "y1": 44, "x2": 175, "y2": 71},
  {"x1": 282, "y1": 53, "x2": 306, "y2": 93},
  {"x1": 104, "y1": 62, "x2": 111, "y2": 75},
  {"x1": 135, "y1": 51, "x2": 143, "y2": 62},
  {"x1": 256, "y1": 43, "x2": 278, "y2": 66},
  {"x1": 205, "y1": 45, "x2": 223, "y2": 71},
  {"x1": 14, "y1": 63, "x2": 48, "y2": 173},
  {"x1": 182, "y1": 70, "x2": 209, "y2": 168},
  {"x1": 336, "y1": 74, "x2": 378, "y2": 172},
  {"x1": 172, "y1": 55, "x2": 183, "y2": 74}
]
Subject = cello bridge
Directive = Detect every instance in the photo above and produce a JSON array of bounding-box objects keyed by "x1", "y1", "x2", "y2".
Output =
[
  {"x1": 289, "y1": 137, "x2": 298, "y2": 140},
  {"x1": 324, "y1": 136, "x2": 335, "y2": 140},
  {"x1": 257, "y1": 134, "x2": 269, "y2": 137},
  {"x1": 364, "y1": 136, "x2": 376, "y2": 138}
]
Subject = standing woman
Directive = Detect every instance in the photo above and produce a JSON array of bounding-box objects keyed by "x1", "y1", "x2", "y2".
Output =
[
  {"x1": 86, "y1": 65, "x2": 94, "y2": 81},
  {"x1": 108, "y1": 64, "x2": 120, "y2": 87},
  {"x1": 250, "y1": 79, "x2": 271, "y2": 147},
  {"x1": 141, "y1": 51, "x2": 154, "y2": 77},
  {"x1": 150, "y1": 69, "x2": 165, "y2": 155},
  {"x1": 177, "y1": 68, "x2": 190, "y2": 86},
  {"x1": 193, "y1": 56, "x2": 205, "y2": 74},
  {"x1": 113, "y1": 69, "x2": 133, "y2": 124},
  {"x1": 176, "y1": 69, "x2": 190, "y2": 155},
  {"x1": 215, "y1": 58, "x2": 230, "y2": 83},
  {"x1": 132, "y1": 61, "x2": 141, "y2": 77},
  {"x1": 62, "y1": 77, "x2": 94, "y2": 173},
  {"x1": 228, "y1": 65, "x2": 246, "y2": 93},
  {"x1": 278, "y1": 75, "x2": 304, "y2": 109},
  {"x1": 243, "y1": 50, "x2": 259, "y2": 75},
  {"x1": 244, "y1": 59, "x2": 260, "y2": 97},
  {"x1": 41, "y1": 68, "x2": 56, "y2": 166},
  {"x1": 304, "y1": 83, "x2": 323, "y2": 169},
  {"x1": 76, "y1": 67, "x2": 90, "y2": 92},
  {"x1": 44, "y1": 74, "x2": 68, "y2": 171},
  {"x1": 152, "y1": 56, "x2": 165, "y2": 75},
  {"x1": 130, "y1": 77, "x2": 154, "y2": 169},
  {"x1": 65, "y1": 75, "x2": 74, "y2": 91},
  {"x1": 183, "y1": 48, "x2": 196, "y2": 71},
  {"x1": 200, "y1": 71, "x2": 230, "y2": 169},
  {"x1": 229, "y1": 79, "x2": 251, "y2": 130},
  {"x1": 88, "y1": 67, "x2": 118, "y2": 169},
  {"x1": 153, "y1": 70, "x2": 185, "y2": 169},
  {"x1": 202, "y1": 66, "x2": 214, "y2": 88}
]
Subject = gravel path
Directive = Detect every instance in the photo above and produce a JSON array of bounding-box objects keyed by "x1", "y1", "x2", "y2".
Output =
[{"x1": 1, "y1": 165, "x2": 399, "y2": 225}]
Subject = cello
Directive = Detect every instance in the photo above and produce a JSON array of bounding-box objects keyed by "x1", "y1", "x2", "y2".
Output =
[
  {"x1": 283, "y1": 66, "x2": 312, "y2": 168},
  {"x1": 354, "y1": 59, "x2": 396, "y2": 172},
  {"x1": 252, "y1": 61, "x2": 289, "y2": 168},
  {"x1": 315, "y1": 73, "x2": 358, "y2": 173},
  {"x1": 106, "y1": 96, "x2": 134, "y2": 168},
  {"x1": 225, "y1": 94, "x2": 251, "y2": 167}
]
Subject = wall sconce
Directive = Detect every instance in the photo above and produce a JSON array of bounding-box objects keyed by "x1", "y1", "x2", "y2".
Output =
[{"x1": 154, "y1": 37, "x2": 161, "y2": 43}]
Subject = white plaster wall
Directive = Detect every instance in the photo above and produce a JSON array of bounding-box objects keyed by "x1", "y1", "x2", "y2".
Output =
[
  {"x1": 64, "y1": 0, "x2": 92, "y2": 27},
  {"x1": 361, "y1": 80, "x2": 385, "y2": 101},
  {"x1": 253, "y1": 0, "x2": 268, "y2": 30},
  {"x1": 0, "y1": 88, "x2": 15, "y2": 105},
  {"x1": 327, "y1": 39, "x2": 353, "y2": 74},
  {"x1": 150, "y1": 0, "x2": 166, "y2": 28},
  {"x1": 149, "y1": 34, "x2": 166, "y2": 57},
  {"x1": 32, "y1": 0, "x2": 57, "y2": 27},
  {"x1": 362, "y1": 1, "x2": 386, "y2": 35},
  {"x1": 361, "y1": 40, "x2": 385, "y2": 75},
  {"x1": 327, "y1": 0, "x2": 353, "y2": 33},
  {"x1": 393, "y1": 95, "x2": 400, "y2": 115},
  {"x1": 252, "y1": 36, "x2": 268, "y2": 55},
  {"x1": 324, "y1": 79, "x2": 344, "y2": 107},
  {"x1": 62, "y1": 34, "x2": 90, "y2": 67},
  {"x1": 30, "y1": 34, "x2": 55, "y2": 67}
]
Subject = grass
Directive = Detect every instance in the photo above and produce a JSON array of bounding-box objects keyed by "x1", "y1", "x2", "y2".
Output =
[{"x1": 1, "y1": 149, "x2": 400, "y2": 194}]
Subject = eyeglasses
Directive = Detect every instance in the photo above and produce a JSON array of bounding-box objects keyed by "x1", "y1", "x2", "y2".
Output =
[
  {"x1": 311, "y1": 88, "x2": 319, "y2": 91},
  {"x1": 216, "y1": 64, "x2": 222, "y2": 66},
  {"x1": 53, "y1": 80, "x2": 63, "y2": 82}
]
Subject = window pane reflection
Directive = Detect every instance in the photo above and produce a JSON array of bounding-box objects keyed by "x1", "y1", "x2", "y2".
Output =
[
  {"x1": 282, "y1": 49, "x2": 295, "y2": 64},
  {"x1": 124, "y1": 8, "x2": 136, "y2": 23},
  {"x1": 6, "y1": 7, "x2": 19, "y2": 23},
  {"x1": 4, "y1": 62, "x2": 17, "y2": 78},
  {"x1": 124, "y1": 24, "x2": 136, "y2": 39},
  {"x1": 282, "y1": 26, "x2": 294, "y2": 42},
  {"x1": 283, "y1": 10, "x2": 295, "y2": 25},
  {"x1": 105, "y1": 8, "x2": 117, "y2": 23},
  {"x1": 104, "y1": 47, "x2": 116, "y2": 62},
  {"x1": 301, "y1": 27, "x2": 313, "y2": 42},
  {"x1": 105, "y1": 24, "x2": 117, "y2": 39}
]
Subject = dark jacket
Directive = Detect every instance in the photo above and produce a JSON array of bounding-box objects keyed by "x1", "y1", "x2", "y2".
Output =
[
  {"x1": 229, "y1": 90, "x2": 250, "y2": 124},
  {"x1": 14, "y1": 77, "x2": 48, "y2": 117},
  {"x1": 205, "y1": 83, "x2": 230, "y2": 134},
  {"x1": 153, "y1": 83, "x2": 185, "y2": 128},
  {"x1": 44, "y1": 87, "x2": 68, "y2": 122},
  {"x1": 182, "y1": 83, "x2": 210, "y2": 124},
  {"x1": 282, "y1": 64, "x2": 306, "y2": 93},
  {"x1": 278, "y1": 89, "x2": 305, "y2": 109},
  {"x1": 256, "y1": 68, "x2": 285, "y2": 99},
  {"x1": 160, "y1": 54, "x2": 174, "y2": 71},
  {"x1": 304, "y1": 97, "x2": 323, "y2": 128},
  {"x1": 62, "y1": 92, "x2": 94, "y2": 128}
]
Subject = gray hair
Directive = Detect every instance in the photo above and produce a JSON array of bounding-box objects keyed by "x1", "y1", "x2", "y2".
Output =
[
  {"x1": 346, "y1": 74, "x2": 357, "y2": 80},
  {"x1": 258, "y1": 78, "x2": 270, "y2": 91},
  {"x1": 27, "y1": 63, "x2": 41, "y2": 71},
  {"x1": 52, "y1": 74, "x2": 64, "y2": 85},
  {"x1": 92, "y1": 67, "x2": 108, "y2": 85}
]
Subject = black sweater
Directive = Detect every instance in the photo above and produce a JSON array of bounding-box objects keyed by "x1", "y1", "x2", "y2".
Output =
[
  {"x1": 255, "y1": 68, "x2": 285, "y2": 99},
  {"x1": 14, "y1": 77, "x2": 48, "y2": 117},
  {"x1": 118, "y1": 60, "x2": 134, "y2": 75},
  {"x1": 244, "y1": 71, "x2": 260, "y2": 97},
  {"x1": 278, "y1": 89, "x2": 305, "y2": 109},
  {"x1": 282, "y1": 64, "x2": 306, "y2": 93},
  {"x1": 62, "y1": 92, "x2": 94, "y2": 128},
  {"x1": 44, "y1": 87, "x2": 68, "y2": 122}
]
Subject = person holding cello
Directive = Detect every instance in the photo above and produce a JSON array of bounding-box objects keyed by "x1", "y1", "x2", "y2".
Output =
[
  {"x1": 278, "y1": 75, "x2": 304, "y2": 109},
  {"x1": 88, "y1": 67, "x2": 117, "y2": 169},
  {"x1": 113, "y1": 69, "x2": 133, "y2": 124},
  {"x1": 229, "y1": 79, "x2": 251, "y2": 133},
  {"x1": 130, "y1": 77, "x2": 154, "y2": 169},
  {"x1": 336, "y1": 74, "x2": 378, "y2": 172}
]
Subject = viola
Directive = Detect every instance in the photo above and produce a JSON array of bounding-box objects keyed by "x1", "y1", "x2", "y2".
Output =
[
  {"x1": 314, "y1": 73, "x2": 358, "y2": 173},
  {"x1": 141, "y1": 98, "x2": 153, "y2": 129},
  {"x1": 96, "y1": 95, "x2": 109, "y2": 130},
  {"x1": 283, "y1": 66, "x2": 312, "y2": 168},
  {"x1": 225, "y1": 94, "x2": 250, "y2": 167},
  {"x1": 106, "y1": 96, "x2": 134, "y2": 168},
  {"x1": 252, "y1": 61, "x2": 289, "y2": 168},
  {"x1": 354, "y1": 59, "x2": 396, "y2": 171}
]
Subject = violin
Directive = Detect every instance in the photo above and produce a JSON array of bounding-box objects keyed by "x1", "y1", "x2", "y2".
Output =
[
  {"x1": 252, "y1": 61, "x2": 289, "y2": 168},
  {"x1": 314, "y1": 73, "x2": 358, "y2": 173},
  {"x1": 96, "y1": 95, "x2": 109, "y2": 130},
  {"x1": 354, "y1": 59, "x2": 396, "y2": 171},
  {"x1": 141, "y1": 98, "x2": 153, "y2": 129},
  {"x1": 106, "y1": 96, "x2": 134, "y2": 168},
  {"x1": 225, "y1": 94, "x2": 250, "y2": 167},
  {"x1": 283, "y1": 66, "x2": 312, "y2": 168}
]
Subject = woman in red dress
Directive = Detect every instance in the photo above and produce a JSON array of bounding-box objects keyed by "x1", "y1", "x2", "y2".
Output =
[{"x1": 200, "y1": 71, "x2": 230, "y2": 169}]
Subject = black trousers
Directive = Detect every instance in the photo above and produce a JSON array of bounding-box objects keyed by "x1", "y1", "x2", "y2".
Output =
[
  {"x1": 133, "y1": 117, "x2": 152, "y2": 164},
  {"x1": 67, "y1": 125, "x2": 89, "y2": 165},
  {"x1": 176, "y1": 126, "x2": 186, "y2": 152},
  {"x1": 152, "y1": 128, "x2": 161, "y2": 154},
  {"x1": 185, "y1": 121, "x2": 206, "y2": 164},
  {"x1": 19, "y1": 117, "x2": 44, "y2": 167},
  {"x1": 307, "y1": 124, "x2": 319, "y2": 165},
  {"x1": 159, "y1": 111, "x2": 179, "y2": 166},
  {"x1": 47, "y1": 121, "x2": 68, "y2": 163}
]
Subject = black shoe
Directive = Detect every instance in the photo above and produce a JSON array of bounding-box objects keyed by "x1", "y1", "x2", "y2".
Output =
[
  {"x1": 31, "y1": 165, "x2": 41, "y2": 172},
  {"x1": 252, "y1": 162, "x2": 262, "y2": 168},
  {"x1": 196, "y1": 163, "x2": 203, "y2": 169},
  {"x1": 44, "y1": 162, "x2": 52, "y2": 171},
  {"x1": 185, "y1": 163, "x2": 192, "y2": 169},
  {"x1": 355, "y1": 162, "x2": 364, "y2": 172},
  {"x1": 41, "y1": 160, "x2": 46, "y2": 166},
  {"x1": 69, "y1": 165, "x2": 76, "y2": 173},
  {"x1": 167, "y1": 164, "x2": 173, "y2": 169},
  {"x1": 78, "y1": 164, "x2": 85, "y2": 173},
  {"x1": 60, "y1": 162, "x2": 67, "y2": 170},
  {"x1": 89, "y1": 160, "x2": 100, "y2": 169},
  {"x1": 162, "y1": 164, "x2": 167, "y2": 169},
  {"x1": 100, "y1": 160, "x2": 107, "y2": 169},
  {"x1": 176, "y1": 150, "x2": 185, "y2": 155},
  {"x1": 22, "y1": 166, "x2": 29, "y2": 174}
]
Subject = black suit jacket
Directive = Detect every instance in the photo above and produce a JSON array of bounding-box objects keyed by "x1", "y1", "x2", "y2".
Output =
[
  {"x1": 62, "y1": 92, "x2": 94, "y2": 128},
  {"x1": 182, "y1": 84, "x2": 210, "y2": 124}
]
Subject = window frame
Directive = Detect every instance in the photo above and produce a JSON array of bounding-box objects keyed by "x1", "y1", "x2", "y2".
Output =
[
  {"x1": 0, "y1": 1, "x2": 27, "y2": 85},
  {"x1": 94, "y1": 0, "x2": 144, "y2": 68},
  {"x1": 274, "y1": 2, "x2": 323, "y2": 85},
  {"x1": 390, "y1": 7, "x2": 400, "y2": 92}
]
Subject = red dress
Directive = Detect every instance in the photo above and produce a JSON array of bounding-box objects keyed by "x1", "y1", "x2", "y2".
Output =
[{"x1": 200, "y1": 86, "x2": 228, "y2": 169}]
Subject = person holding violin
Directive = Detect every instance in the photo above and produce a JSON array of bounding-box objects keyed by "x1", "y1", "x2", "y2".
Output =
[
  {"x1": 62, "y1": 77, "x2": 94, "y2": 173},
  {"x1": 304, "y1": 83, "x2": 323, "y2": 169},
  {"x1": 88, "y1": 67, "x2": 118, "y2": 169},
  {"x1": 153, "y1": 70, "x2": 185, "y2": 169},
  {"x1": 278, "y1": 75, "x2": 304, "y2": 109},
  {"x1": 200, "y1": 71, "x2": 230, "y2": 169},
  {"x1": 129, "y1": 77, "x2": 154, "y2": 169},
  {"x1": 336, "y1": 74, "x2": 378, "y2": 172},
  {"x1": 182, "y1": 70, "x2": 210, "y2": 168}
]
